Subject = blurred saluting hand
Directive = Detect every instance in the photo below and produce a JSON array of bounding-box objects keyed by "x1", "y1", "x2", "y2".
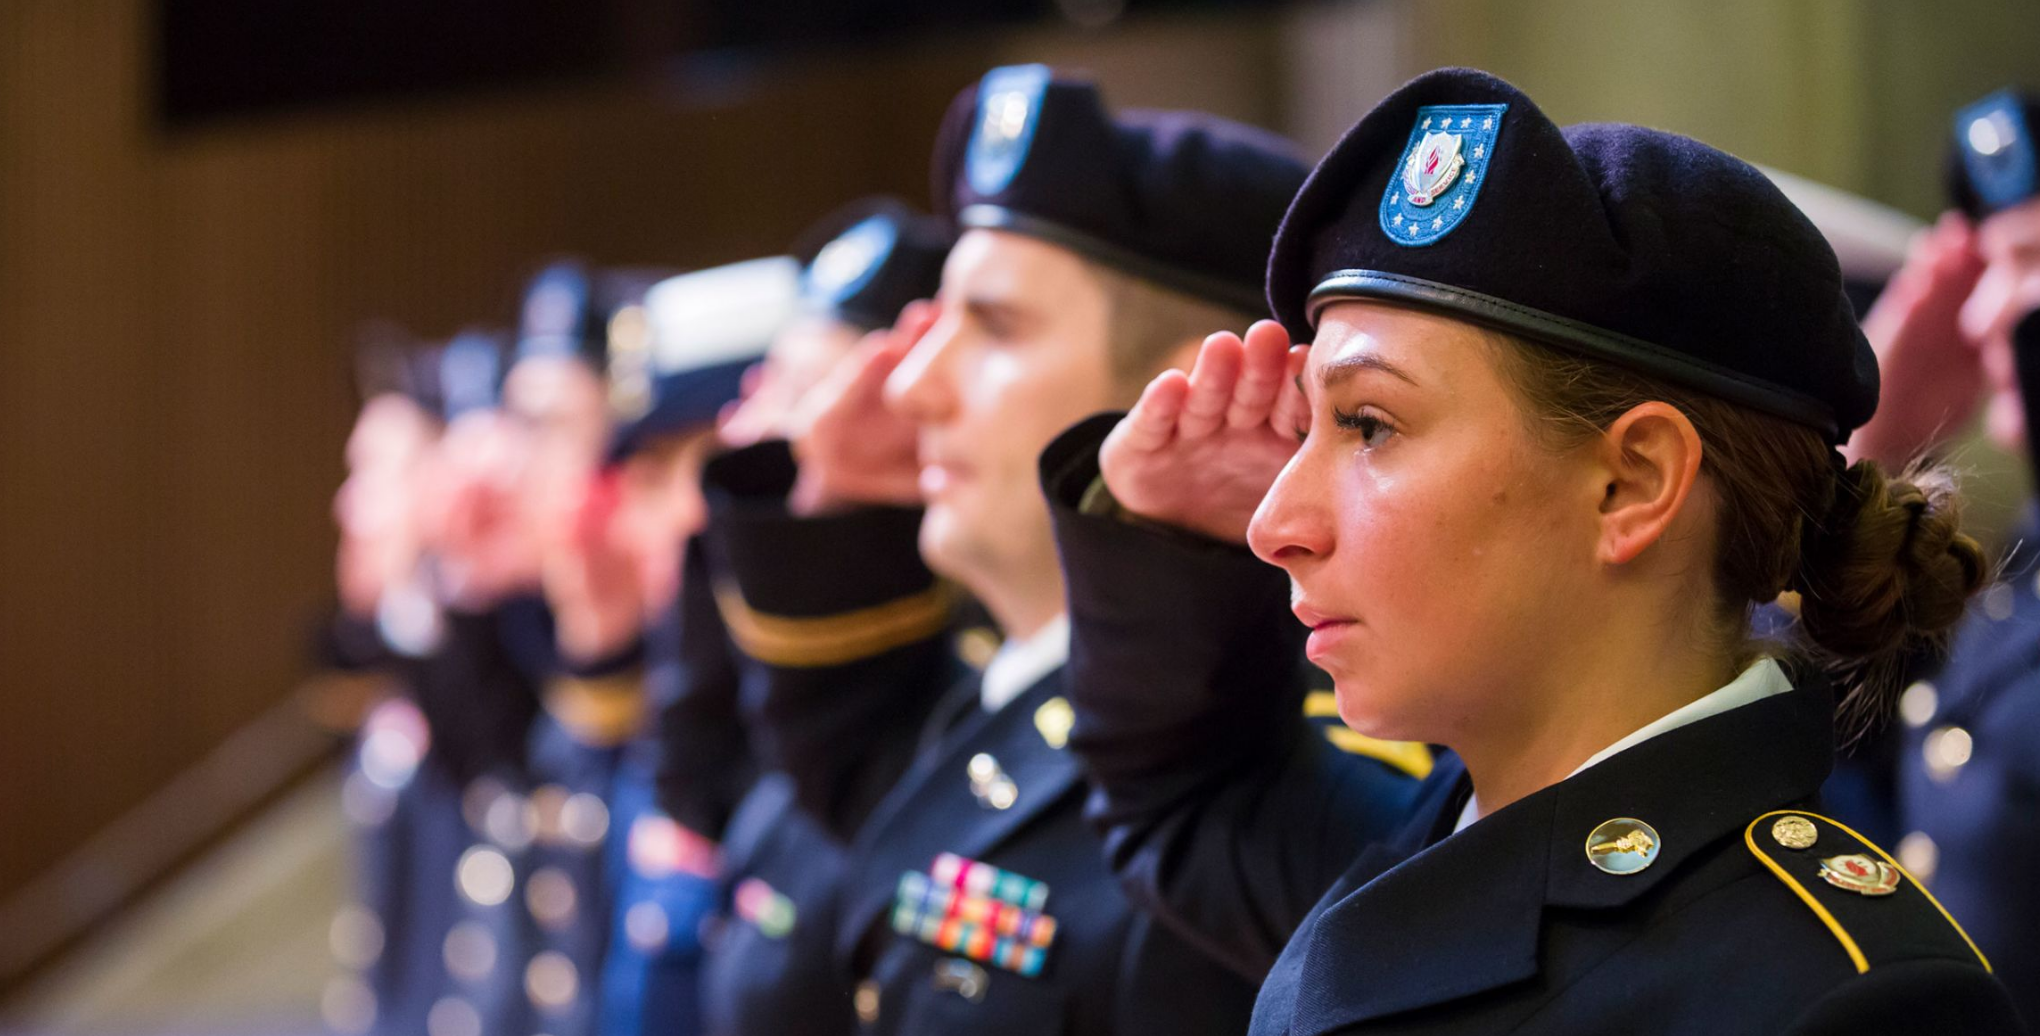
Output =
[
  {"x1": 786, "y1": 300, "x2": 937, "y2": 514},
  {"x1": 1847, "y1": 212, "x2": 1988, "y2": 465},
  {"x1": 1100, "y1": 320, "x2": 1309, "y2": 545}
]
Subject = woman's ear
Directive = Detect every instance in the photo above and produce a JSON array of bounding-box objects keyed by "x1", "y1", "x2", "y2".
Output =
[{"x1": 1593, "y1": 402, "x2": 1704, "y2": 565}]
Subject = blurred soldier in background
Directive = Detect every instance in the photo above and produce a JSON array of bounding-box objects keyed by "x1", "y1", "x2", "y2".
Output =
[
  {"x1": 1871, "y1": 88, "x2": 2040, "y2": 1028},
  {"x1": 588, "y1": 256, "x2": 793, "y2": 1036},
  {"x1": 674, "y1": 202, "x2": 951, "y2": 1036}
]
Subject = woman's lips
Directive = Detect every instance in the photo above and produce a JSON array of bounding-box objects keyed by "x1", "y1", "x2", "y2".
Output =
[{"x1": 1293, "y1": 602, "x2": 1358, "y2": 663}]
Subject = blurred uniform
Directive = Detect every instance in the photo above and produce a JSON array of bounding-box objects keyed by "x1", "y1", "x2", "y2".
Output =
[
  {"x1": 589, "y1": 257, "x2": 792, "y2": 1036},
  {"x1": 676, "y1": 205, "x2": 953, "y2": 1036},
  {"x1": 1895, "y1": 89, "x2": 2040, "y2": 1029},
  {"x1": 326, "y1": 330, "x2": 557, "y2": 1036},
  {"x1": 700, "y1": 67, "x2": 1421, "y2": 1036}
]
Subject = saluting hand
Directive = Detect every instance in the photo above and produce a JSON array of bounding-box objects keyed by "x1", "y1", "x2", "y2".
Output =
[
  {"x1": 1847, "y1": 213, "x2": 1988, "y2": 465},
  {"x1": 786, "y1": 301, "x2": 936, "y2": 515},
  {"x1": 1100, "y1": 320, "x2": 1309, "y2": 545},
  {"x1": 544, "y1": 468, "x2": 647, "y2": 663}
]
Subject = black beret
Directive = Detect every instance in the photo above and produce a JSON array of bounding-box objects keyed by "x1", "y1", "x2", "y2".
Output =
[
  {"x1": 1268, "y1": 67, "x2": 1878, "y2": 443},
  {"x1": 1947, "y1": 88, "x2": 2040, "y2": 221},
  {"x1": 933, "y1": 64, "x2": 1307, "y2": 313},
  {"x1": 437, "y1": 329, "x2": 507, "y2": 421},
  {"x1": 795, "y1": 198, "x2": 952, "y2": 331}
]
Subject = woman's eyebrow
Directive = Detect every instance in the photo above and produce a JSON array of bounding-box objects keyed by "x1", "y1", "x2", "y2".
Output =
[{"x1": 1316, "y1": 352, "x2": 1419, "y2": 389}]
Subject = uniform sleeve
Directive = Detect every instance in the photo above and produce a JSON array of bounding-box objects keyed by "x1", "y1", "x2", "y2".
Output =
[
  {"x1": 649, "y1": 535, "x2": 759, "y2": 842},
  {"x1": 403, "y1": 602, "x2": 544, "y2": 786},
  {"x1": 1783, "y1": 959, "x2": 2027, "y2": 1035},
  {"x1": 1040, "y1": 414, "x2": 1423, "y2": 981},
  {"x1": 701, "y1": 441, "x2": 959, "y2": 843}
]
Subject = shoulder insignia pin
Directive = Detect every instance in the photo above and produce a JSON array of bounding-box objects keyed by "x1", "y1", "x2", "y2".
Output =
[
  {"x1": 1818, "y1": 854, "x2": 1902, "y2": 897},
  {"x1": 1771, "y1": 814, "x2": 1818, "y2": 850},
  {"x1": 1034, "y1": 696, "x2": 1074, "y2": 750}
]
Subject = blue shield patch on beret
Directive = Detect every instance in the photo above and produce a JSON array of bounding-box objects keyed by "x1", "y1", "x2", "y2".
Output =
[
  {"x1": 804, "y1": 215, "x2": 899, "y2": 309},
  {"x1": 1957, "y1": 90, "x2": 2037, "y2": 214},
  {"x1": 968, "y1": 64, "x2": 1052, "y2": 198},
  {"x1": 1379, "y1": 104, "x2": 1507, "y2": 247}
]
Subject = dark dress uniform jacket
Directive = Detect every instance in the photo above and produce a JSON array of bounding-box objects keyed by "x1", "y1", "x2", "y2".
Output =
[
  {"x1": 700, "y1": 441, "x2": 1267, "y2": 1036},
  {"x1": 1036, "y1": 416, "x2": 2023, "y2": 1035},
  {"x1": 1897, "y1": 513, "x2": 2040, "y2": 1028}
]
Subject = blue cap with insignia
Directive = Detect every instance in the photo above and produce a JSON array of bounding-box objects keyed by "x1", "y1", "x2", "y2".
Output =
[
  {"x1": 437, "y1": 329, "x2": 508, "y2": 421},
  {"x1": 1268, "y1": 67, "x2": 1877, "y2": 443},
  {"x1": 934, "y1": 64, "x2": 1307, "y2": 313},
  {"x1": 796, "y1": 198, "x2": 952, "y2": 331},
  {"x1": 606, "y1": 257, "x2": 799, "y2": 462},
  {"x1": 1948, "y1": 88, "x2": 2039, "y2": 220}
]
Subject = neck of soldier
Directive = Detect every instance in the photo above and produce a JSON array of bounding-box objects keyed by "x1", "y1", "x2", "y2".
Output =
[
  {"x1": 1451, "y1": 587, "x2": 1738, "y2": 822},
  {"x1": 942, "y1": 539, "x2": 1068, "y2": 646}
]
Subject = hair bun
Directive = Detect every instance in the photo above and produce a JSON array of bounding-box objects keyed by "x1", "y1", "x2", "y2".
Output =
[{"x1": 1794, "y1": 459, "x2": 1986, "y2": 660}]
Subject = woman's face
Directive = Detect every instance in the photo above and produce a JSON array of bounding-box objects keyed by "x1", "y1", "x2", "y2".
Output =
[{"x1": 1247, "y1": 301, "x2": 1606, "y2": 746}]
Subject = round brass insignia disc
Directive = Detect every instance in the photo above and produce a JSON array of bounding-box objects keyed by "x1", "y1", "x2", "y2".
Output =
[
  {"x1": 1585, "y1": 817, "x2": 1661, "y2": 875},
  {"x1": 1771, "y1": 814, "x2": 1819, "y2": 851}
]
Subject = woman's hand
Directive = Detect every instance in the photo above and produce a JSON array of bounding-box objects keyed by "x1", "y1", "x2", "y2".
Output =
[{"x1": 1100, "y1": 320, "x2": 1310, "y2": 545}]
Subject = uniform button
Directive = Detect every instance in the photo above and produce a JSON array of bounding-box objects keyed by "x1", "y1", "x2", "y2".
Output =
[
  {"x1": 1898, "y1": 681, "x2": 1939, "y2": 729},
  {"x1": 526, "y1": 867, "x2": 578, "y2": 930},
  {"x1": 1584, "y1": 817, "x2": 1660, "y2": 875},
  {"x1": 443, "y1": 921, "x2": 497, "y2": 982},
  {"x1": 1982, "y1": 582, "x2": 2015, "y2": 621},
  {"x1": 932, "y1": 958, "x2": 989, "y2": 1003},
  {"x1": 321, "y1": 975, "x2": 377, "y2": 1035},
  {"x1": 1923, "y1": 725, "x2": 1974, "y2": 783},
  {"x1": 329, "y1": 904, "x2": 386, "y2": 969},
  {"x1": 561, "y1": 793, "x2": 610, "y2": 847},
  {"x1": 525, "y1": 950, "x2": 580, "y2": 1014},
  {"x1": 854, "y1": 979, "x2": 881, "y2": 1024},
  {"x1": 1897, "y1": 831, "x2": 1940, "y2": 884},
  {"x1": 1769, "y1": 814, "x2": 1818, "y2": 851},
  {"x1": 968, "y1": 753, "x2": 1018, "y2": 810},
  {"x1": 426, "y1": 996, "x2": 482, "y2": 1036},
  {"x1": 625, "y1": 900, "x2": 671, "y2": 953},
  {"x1": 483, "y1": 790, "x2": 535, "y2": 851},
  {"x1": 456, "y1": 846, "x2": 515, "y2": 907}
]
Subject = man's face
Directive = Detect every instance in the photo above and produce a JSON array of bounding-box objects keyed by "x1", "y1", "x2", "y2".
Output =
[
  {"x1": 883, "y1": 229, "x2": 1118, "y2": 595},
  {"x1": 1962, "y1": 197, "x2": 2040, "y2": 450}
]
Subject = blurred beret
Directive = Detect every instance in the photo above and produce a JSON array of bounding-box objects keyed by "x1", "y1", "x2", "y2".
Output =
[
  {"x1": 796, "y1": 198, "x2": 952, "y2": 331},
  {"x1": 437, "y1": 329, "x2": 508, "y2": 421},
  {"x1": 1948, "y1": 88, "x2": 2039, "y2": 220},
  {"x1": 607, "y1": 257, "x2": 799, "y2": 462},
  {"x1": 1268, "y1": 67, "x2": 1876, "y2": 443},
  {"x1": 933, "y1": 64, "x2": 1306, "y2": 313},
  {"x1": 515, "y1": 259, "x2": 675, "y2": 368}
]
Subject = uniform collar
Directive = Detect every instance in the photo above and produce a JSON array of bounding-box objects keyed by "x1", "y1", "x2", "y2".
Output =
[
  {"x1": 980, "y1": 613, "x2": 1070, "y2": 712},
  {"x1": 1292, "y1": 676, "x2": 1835, "y2": 1033},
  {"x1": 1454, "y1": 657, "x2": 1795, "y2": 832}
]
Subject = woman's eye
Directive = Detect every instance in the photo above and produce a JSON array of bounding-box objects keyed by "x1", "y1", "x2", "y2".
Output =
[{"x1": 1331, "y1": 407, "x2": 1395, "y2": 449}]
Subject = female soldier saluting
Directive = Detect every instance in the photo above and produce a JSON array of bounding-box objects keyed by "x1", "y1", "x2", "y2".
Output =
[{"x1": 1037, "y1": 67, "x2": 2025, "y2": 1032}]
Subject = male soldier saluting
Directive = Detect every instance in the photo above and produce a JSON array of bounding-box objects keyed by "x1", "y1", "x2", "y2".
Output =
[{"x1": 697, "y1": 66, "x2": 1421, "y2": 1035}]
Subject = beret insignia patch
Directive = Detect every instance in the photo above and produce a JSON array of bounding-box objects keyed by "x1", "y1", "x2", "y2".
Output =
[
  {"x1": 1379, "y1": 103, "x2": 1507, "y2": 247},
  {"x1": 1956, "y1": 90, "x2": 2036, "y2": 214},
  {"x1": 967, "y1": 64, "x2": 1052, "y2": 198},
  {"x1": 805, "y1": 215, "x2": 898, "y2": 307}
]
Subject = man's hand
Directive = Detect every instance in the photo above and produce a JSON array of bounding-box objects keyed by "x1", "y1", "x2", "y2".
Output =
[
  {"x1": 785, "y1": 302, "x2": 937, "y2": 515},
  {"x1": 1847, "y1": 213, "x2": 1988, "y2": 464},
  {"x1": 1099, "y1": 320, "x2": 1310, "y2": 545}
]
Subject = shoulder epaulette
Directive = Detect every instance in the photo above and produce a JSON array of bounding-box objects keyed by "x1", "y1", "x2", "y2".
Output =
[{"x1": 1744, "y1": 809, "x2": 1990, "y2": 975}]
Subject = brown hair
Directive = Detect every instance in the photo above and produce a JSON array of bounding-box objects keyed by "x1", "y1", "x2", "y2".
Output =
[
  {"x1": 1486, "y1": 332, "x2": 1988, "y2": 739},
  {"x1": 1084, "y1": 257, "x2": 1259, "y2": 388}
]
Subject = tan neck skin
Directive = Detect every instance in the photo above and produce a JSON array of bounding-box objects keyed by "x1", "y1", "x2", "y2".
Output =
[
  {"x1": 1451, "y1": 588, "x2": 1739, "y2": 820},
  {"x1": 961, "y1": 549, "x2": 1068, "y2": 645}
]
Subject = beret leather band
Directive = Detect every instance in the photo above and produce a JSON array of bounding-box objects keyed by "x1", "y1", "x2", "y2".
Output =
[
  {"x1": 1308, "y1": 269, "x2": 1841, "y2": 439},
  {"x1": 961, "y1": 203, "x2": 1271, "y2": 313}
]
